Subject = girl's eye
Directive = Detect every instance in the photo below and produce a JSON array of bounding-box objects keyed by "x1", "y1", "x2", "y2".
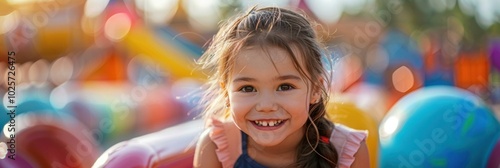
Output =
[
  {"x1": 239, "y1": 86, "x2": 256, "y2": 92},
  {"x1": 277, "y1": 84, "x2": 294, "y2": 91}
]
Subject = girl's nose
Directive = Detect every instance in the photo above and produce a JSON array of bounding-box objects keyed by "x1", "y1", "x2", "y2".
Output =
[{"x1": 255, "y1": 92, "x2": 278, "y2": 112}]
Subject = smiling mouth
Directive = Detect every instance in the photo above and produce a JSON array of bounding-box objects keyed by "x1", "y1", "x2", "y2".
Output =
[{"x1": 252, "y1": 119, "x2": 285, "y2": 127}]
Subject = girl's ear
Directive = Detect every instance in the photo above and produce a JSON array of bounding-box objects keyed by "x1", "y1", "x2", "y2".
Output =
[
  {"x1": 310, "y1": 92, "x2": 321, "y2": 104},
  {"x1": 310, "y1": 77, "x2": 324, "y2": 104}
]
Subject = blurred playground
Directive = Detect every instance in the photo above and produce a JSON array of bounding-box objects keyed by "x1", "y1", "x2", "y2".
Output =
[{"x1": 0, "y1": 0, "x2": 499, "y2": 167}]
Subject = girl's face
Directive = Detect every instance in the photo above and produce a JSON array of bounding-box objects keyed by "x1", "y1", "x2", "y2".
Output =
[{"x1": 227, "y1": 46, "x2": 319, "y2": 146}]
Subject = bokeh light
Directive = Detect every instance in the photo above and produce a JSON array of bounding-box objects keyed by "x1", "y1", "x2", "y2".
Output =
[
  {"x1": 104, "y1": 13, "x2": 132, "y2": 41},
  {"x1": 305, "y1": 0, "x2": 343, "y2": 24},
  {"x1": 28, "y1": 59, "x2": 50, "y2": 86},
  {"x1": 50, "y1": 83, "x2": 72, "y2": 109},
  {"x1": 182, "y1": 0, "x2": 221, "y2": 32},
  {"x1": 19, "y1": 62, "x2": 33, "y2": 85},
  {"x1": 84, "y1": 0, "x2": 110, "y2": 18},
  {"x1": 2, "y1": 124, "x2": 9, "y2": 139},
  {"x1": 0, "y1": 11, "x2": 19, "y2": 35},
  {"x1": 50, "y1": 56, "x2": 74, "y2": 85},
  {"x1": 458, "y1": 0, "x2": 500, "y2": 28},
  {"x1": 241, "y1": 0, "x2": 292, "y2": 9},
  {"x1": 341, "y1": 0, "x2": 373, "y2": 15},
  {"x1": 134, "y1": 0, "x2": 179, "y2": 24},
  {"x1": 0, "y1": 142, "x2": 6, "y2": 159},
  {"x1": 392, "y1": 66, "x2": 415, "y2": 93}
]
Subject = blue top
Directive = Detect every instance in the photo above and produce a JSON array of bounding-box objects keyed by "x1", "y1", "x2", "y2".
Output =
[{"x1": 234, "y1": 131, "x2": 268, "y2": 168}]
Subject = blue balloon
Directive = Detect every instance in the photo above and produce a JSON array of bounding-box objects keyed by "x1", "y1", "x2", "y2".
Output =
[{"x1": 379, "y1": 86, "x2": 500, "y2": 168}]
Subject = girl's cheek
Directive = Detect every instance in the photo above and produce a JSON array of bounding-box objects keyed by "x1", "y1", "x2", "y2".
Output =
[
  {"x1": 230, "y1": 96, "x2": 253, "y2": 111},
  {"x1": 280, "y1": 93, "x2": 310, "y2": 111}
]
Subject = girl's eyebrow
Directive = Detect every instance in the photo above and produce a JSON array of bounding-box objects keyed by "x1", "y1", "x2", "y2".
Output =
[
  {"x1": 275, "y1": 75, "x2": 301, "y2": 81},
  {"x1": 232, "y1": 75, "x2": 301, "y2": 83},
  {"x1": 232, "y1": 77, "x2": 256, "y2": 83}
]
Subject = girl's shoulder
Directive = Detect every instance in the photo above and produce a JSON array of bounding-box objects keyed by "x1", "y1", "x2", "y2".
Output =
[
  {"x1": 207, "y1": 118, "x2": 242, "y2": 168},
  {"x1": 329, "y1": 123, "x2": 368, "y2": 168}
]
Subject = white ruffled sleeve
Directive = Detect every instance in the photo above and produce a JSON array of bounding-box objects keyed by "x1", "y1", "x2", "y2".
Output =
[{"x1": 330, "y1": 124, "x2": 368, "y2": 168}]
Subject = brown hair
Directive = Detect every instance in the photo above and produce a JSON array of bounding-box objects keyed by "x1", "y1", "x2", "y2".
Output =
[{"x1": 197, "y1": 6, "x2": 337, "y2": 167}]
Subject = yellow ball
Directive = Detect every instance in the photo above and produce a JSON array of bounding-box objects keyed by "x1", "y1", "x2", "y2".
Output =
[
  {"x1": 326, "y1": 101, "x2": 379, "y2": 168},
  {"x1": 0, "y1": 1, "x2": 14, "y2": 16}
]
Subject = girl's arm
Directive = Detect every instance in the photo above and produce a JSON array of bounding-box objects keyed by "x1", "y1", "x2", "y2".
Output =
[
  {"x1": 193, "y1": 128, "x2": 222, "y2": 168},
  {"x1": 350, "y1": 140, "x2": 370, "y2": 168}
]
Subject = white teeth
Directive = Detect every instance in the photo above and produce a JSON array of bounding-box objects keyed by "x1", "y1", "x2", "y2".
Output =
[{"x1": 254, "y1": 120, "x2": 283, "y2": 127}]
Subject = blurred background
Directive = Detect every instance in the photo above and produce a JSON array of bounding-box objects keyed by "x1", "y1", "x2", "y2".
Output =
[{"x1": 0, "y1": 0, "x2": 499, "y2": 167}]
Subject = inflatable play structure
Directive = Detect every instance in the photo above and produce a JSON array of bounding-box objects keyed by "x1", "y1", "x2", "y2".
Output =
[
  {"x1": 92, "y1": 119, "x2": 204, "y2": 168},
  {"x1": 119, "y1": 25, "x2": 205, "y2": 80},
  {"x1": 101, "y1": 1, "x2": 205, "y2": 81},
  {"x1": 0, "y1": 113, "x2": 100, "y2": 167}
]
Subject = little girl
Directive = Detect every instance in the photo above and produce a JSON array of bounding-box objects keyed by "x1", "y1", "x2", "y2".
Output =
[{"x1": 193, "y1": 6, "x2": 369, "y2": 168}]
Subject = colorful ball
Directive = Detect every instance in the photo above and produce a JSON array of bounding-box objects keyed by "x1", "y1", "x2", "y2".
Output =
[
  {"x1": 326, "y1": 101, "x2": 379, "y2": 168},
  {"x1": 379, "y1": 86, "x2": 500, "y2": 168}
]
